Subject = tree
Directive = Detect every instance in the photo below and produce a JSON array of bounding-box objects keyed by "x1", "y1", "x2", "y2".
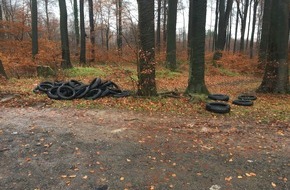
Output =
[
  {"x1": 116, "y1": 0, "x2": 122, "y2": 55},
  {"x1": 88, "y1": 0, "x2": 95, "y2": 62},
  {"x1": 31, "y1": 0, "x2": 38, "y2": 58},
  {"x1": 59, "y1": 0, "x2": 72, "y2": 69},
  {"x1": 213, "y1": 0, "x2": 233, "y2": 60},
  {"x1": 166, "y1": 0, "x2": 178, "y2": 71},
  {"x1": 73, "y1": 0, "x2": 80, "y2": 45},
  {"x1": 79, "y1": 0, "x2": 86, "y2": 64},
  {"x1": 249, "y1": 0, "x2": 258, "y2": 58},
  {"x1": 258, "y1": 0, "x2": 272, "y2": 69},
  {"x1": 163, "y1": 0, "x2": 167, "y2": 46},
  {"x1": 233, "y1": 4, "x2": 239, "y2": 53},
  {"x1": 185, "y1": 0, "x2": 209, "y2": 94},
  {"x1": 136, "y1": 0, "x2": 157, "y2": 96},
  {"x1": 44, "y1": 0, "x2": 51, "y2": 40},
  {"x1": 257, "y1": 0, "x2": 289, "y2": 93},
  {"x1": 156, "y1": 0, "x2": 162, "y2": 52},
  {"x1": 237, "y1": 0, "x2": 250, "y2": 52}
]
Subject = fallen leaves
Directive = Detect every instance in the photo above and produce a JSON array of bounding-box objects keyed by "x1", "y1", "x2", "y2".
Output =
[{"x1": 245, "y1": 172, "x2": 256, "y2": 177}]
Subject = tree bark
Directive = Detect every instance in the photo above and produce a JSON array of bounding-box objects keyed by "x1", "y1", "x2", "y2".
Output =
[
  {"x1": 249, "y1": 0, "x2": 258, "y2": 58},
  {"x1": 59, "y1": 0, "x2": 72, "y2": 69},
  {"x1": 116, "y1": 0, "x2": 122, "y2": 55},
  {"x1": 212, "y1": 0, "x2": 219, "y2": 52},
  {"x1": 233, "y1": 4, "x2": 239, "y2": 53},
  {"x1": 213, "y1": 0, "x2": 233, "y2": 60},
  {"x1": 258, "y1": 0, "x2": 272, "y2": 69},
  {"x1": 237, "y1": 0, "x2": 250, "y2": 52},
  {"x1": 79, "y1": 0, "x2": 86, "y2": 65},
  {"x1": 0, "y1": 60, "x2": 8, "y2": 79},
  {"x1": 73, "y1": 0, "x2": 80, "y2": 46},
  {"x1": 156, "y1": 0, "x2": 161, "y2": 53},
  {"x1": 166, "y1": 0, "x2": 178, "y2": 71},
  {"x1": 137, "y1": 0, "x2": 157, "y2": 96},
  {"x1": 245, "y1": 0, "x2": 252, "y2": 50},
  {"x1": 163, "y1": 0, "x2": 167, "y2": 47},
  {"x1": 257, "y1": 0, "x2": 289, "y2": 93},
  {"x1": 31, "y1": 0, "x2": 38, "y2": 58},
  {"x1": 88, "y1": 0, "x2": 95, "y2": 62},
  {"x1": 186, "y1": 0, "x2": 209, "y2": 94}
]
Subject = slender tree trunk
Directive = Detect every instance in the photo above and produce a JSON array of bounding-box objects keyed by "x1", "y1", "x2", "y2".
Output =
[
  {"x1": 233, "y1": 5, "x2": 239, "y2": 53},
  {"x1": 163, "y1": 0, "x2": 167, "y2": 47},
  {"x1": 79, "y1": 0, "x2": 86, "y2": 64},
  {"x1": 250, "y1": 0, "x2": 258, "y2": 58},
  {"x1": 156, "y1": 0, "x2": 161, "y2": 53},
  {"x1": 257, "y1": 0, "x2": 289, "y2": 93},
  {"x1": 188, "y1": 0, "x2": 193, "y2": 58},
  {"x1": 166, "y1": 0, "x2": 177, "y2": 71},
  {"x1": 186, "y1": 0, "x2": 209, "y2": 94},
  {"x1": 258, "y1": 0, "x2": 272, "y2": 69},
  {"x1": 73, "y1": 0, "x2": 80, "y2": 46},
  {"x1": 237, "y1": 0, "x2": 250, "y2": 52},
  {"x1": 137, "y1": 0, "x2": 157, "y2": 96},
  {"x1": 213, "y1": 0, "x2": 233, "y2": 60},
  {"x1": 59, "y1": 0, "x2": 72, "y2": 69},
  {"x1": 31, "y1": 0, "x2": 38, "y2": 58},
  {"x1": 0, "y1": 4, "x2": 3, "y2": 39},
  {"x1": 44, "y1": 0, "x2": 50, "y2": 40},
  {"x1": 88, "y1": 0, "x2": 95, "y2": 62},
  {"x1": 116, "y1": 0, "x2": 122, "y2": 55},
  {"x1": 245, "y1": 0, "x2": 252, "y2": 50},
  {"x1": 213, "y1": 0, "x2": 219, "y2": 52},
  {"x1": 226, "y1": 12, "x2": 232, "y2": 51}
]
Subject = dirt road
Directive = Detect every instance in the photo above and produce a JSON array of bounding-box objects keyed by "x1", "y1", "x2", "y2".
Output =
[{"x1": 0, "y1": 107, "x2": 289, "y2": 190}]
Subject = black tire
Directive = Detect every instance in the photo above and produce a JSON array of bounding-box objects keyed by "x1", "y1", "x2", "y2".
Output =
[
  {"x1": 232, "y1": 99, "x2": 253, "y2": 106},
  {"x1": 208, "y1": 94, "x2": 229, "y2": 101},
  {"x1": 238, "y1": 95, "x2": 257, "y2": 101},
  {"x1": 47, "y1": 87, "x2": 60, "y2": 100},
  {"x1": 89, "y1": 78, "x2": 102, "y2": 89},
  {"x1": 85, "y1": 89, "x2": 102, "y2": 100},
  {"x1": 56, "y1": 85, "x2": 76, "y2": 100},
  {"x1": 38, "y1": 82, "x2": 54, "y2": 92},
  {"x1": 113, "y1": 90, "x2": 131, "y2": 98},
  {"x1": 75, "y1": 85, "x2": 90, "y2": 99},
  {"x1": 68, "y1": 80, "x2": 83, "y2": 88},
  {"x1": 206, "y1": 102, "x2": 230, "y2": 114}
]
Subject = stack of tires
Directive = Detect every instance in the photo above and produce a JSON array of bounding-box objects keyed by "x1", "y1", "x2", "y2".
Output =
[{"x1": 206, "y1": 93, "x2": 257, "y2": 114}]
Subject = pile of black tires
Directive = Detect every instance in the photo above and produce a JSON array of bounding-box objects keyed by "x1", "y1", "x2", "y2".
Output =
[
  {"x1": 33, "y1": 78, "x2": 130, "y2": 100},
  {"x1": 206, "y1": 93, "x2": 257, "y2": 114}
]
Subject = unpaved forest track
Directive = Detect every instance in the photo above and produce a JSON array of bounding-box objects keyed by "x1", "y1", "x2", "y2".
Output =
[{"x1": 0, "y1": 107, "x2": 289, "y2": 190}]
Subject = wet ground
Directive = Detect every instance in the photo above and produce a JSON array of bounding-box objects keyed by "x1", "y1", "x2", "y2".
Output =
[{"x1": 0, "y1": 107, "x2": 289, "y2": 190}]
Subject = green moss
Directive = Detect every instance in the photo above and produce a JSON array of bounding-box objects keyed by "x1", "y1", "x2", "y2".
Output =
[{"x1": 64, "y1": 67, "x2": 106, "y2": 78}]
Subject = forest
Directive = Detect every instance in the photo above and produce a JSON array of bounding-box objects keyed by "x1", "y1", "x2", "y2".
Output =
[{"x1": 0, "y1": 1, "x2": 290, "y2": 189}]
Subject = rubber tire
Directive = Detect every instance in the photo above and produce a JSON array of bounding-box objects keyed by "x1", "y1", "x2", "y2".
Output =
[
  {"x1": 238, "y1": 95, "x2": 257, "y2": 101},
  {"x1": 47, "y1": 87, "x2": 60, "y2": 100},
  {"x1": 85, "y1": 89, "x2": 102, "y2": 100},
  {"x1": 206, "y1": 102, "x2": 230, "y2": 114},
  {"x1": 89, "y1": 78, "x2": 102, "y2": 89},
  {"x1": 57, "y1": 85, "x2": 76, "y2": 100},
  {"x1": 208, "y1": 94, "x2": 229, "y2": 101},
  {"x1": 232, "y1": 99, "x2": 253, "y2": 106},
  {"x1": 38, "y1": 82, "x2": 54, "y2": 92},
  {"x1": 75, "y1": 85, "x2": 90, "y2": 99},
  {"x1": 113, "y1": 90, "x2": 131, "y2": 98}
]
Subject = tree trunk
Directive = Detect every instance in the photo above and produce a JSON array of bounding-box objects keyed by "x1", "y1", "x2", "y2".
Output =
[
  {"x1": 79, "y1": 0, "x2": 86, "y2": 65},
  {"x1": 257, "y1": 0, "x2": 289, "y2": 93},
  {"x1": 166, "y1": 0, "x2": 177, "y2": 71},
  {"x1": 163, "y1": 0, "x2": 167, "y2": 47},
  {"x1": 0, "y1": 3, "x2": 3, "y2": 39},
  {"x1": 88, "y1": 0, "x2": 95, "y2": 62},
  {"x1": 31, "y1": 0, "x2": 38, "y2": 58},
  {"x1": 73, "y1": 0, "x2": 80, "y2": 45},
  {"x1": 156, "y1": 0, "x2": 161, "y2": 53},
  {"x1": 137, "y1": 0, "x2": 157, "y2": 96},
  {"x1": 233, "y1": 4, "x2": 239, "y2": 53},
  {"x1": 59, "y1": 0, "x2": 72, "y2": 69},
  {"x1": 213, "y1": 0, "x2": 233, "y2": 60},
  {"x1": 188, "y1": 0, "x2": 193, "y2": 58},
  {"x1": 245, "y1": 0, "x2": 252, "y2": 50},
  {"x1": 44, "y1": 0, "x2": 50, "y2": 40},
  {"x1": 250, "y1": 0, "x2": 258, "y2": 59},
  {"x1": 212, "y1": 0, "x2": 219, "y2": 52},
  {"x1": 0, "y1": 60, "x2": 8, "y2": 79},
  {"x1": 116, "y1": 0, "x2": 122, "y2": 55},
  {"x1": 186, "y1": 0, "x2": 209, "y2": 94},
  {"x1": 237, "y1": 0, "x2": 250, "y2": 52},
  {"x1": 258, "y1": 0, "x2": 272, "y2": 69}
]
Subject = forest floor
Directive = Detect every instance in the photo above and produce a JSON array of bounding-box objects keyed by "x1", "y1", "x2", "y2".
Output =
[{"x1": 0, "y1": 59, "x2": 289, "y2": 190}]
